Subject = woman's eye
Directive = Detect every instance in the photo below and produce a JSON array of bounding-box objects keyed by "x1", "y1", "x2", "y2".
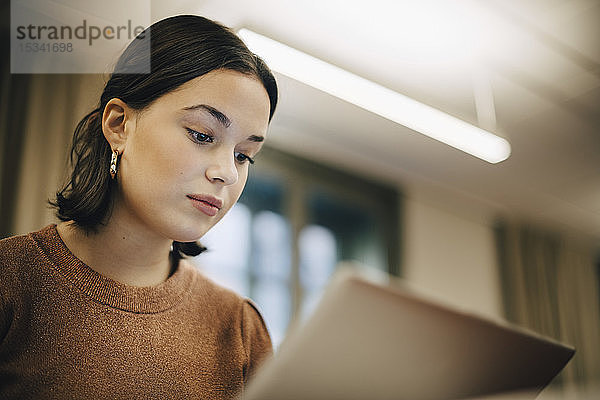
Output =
[
  {"x1": 186, "y1": 128, "x2": 214, "y2": 144},
  {"x1": 234, "y1": 152, "x2": 255, "y2": 165}
]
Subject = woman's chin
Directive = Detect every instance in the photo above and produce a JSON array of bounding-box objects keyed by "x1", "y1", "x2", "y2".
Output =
[{"x1": 167, "y1": 226, "x2": 210, "y2": 243}]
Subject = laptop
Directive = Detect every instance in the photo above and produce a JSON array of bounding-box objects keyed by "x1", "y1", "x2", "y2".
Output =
[{"x1": 244, "y1": 267, "x2": 575, "y2": 400}]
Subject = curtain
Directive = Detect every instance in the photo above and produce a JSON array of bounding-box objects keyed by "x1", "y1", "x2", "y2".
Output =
[
  {"x1": 495, "y1": 222, "x2": 600, "y2": 395},
  {"x1": 1, "y1": 72, "x2": 104, "y2": 237},
  {"x1": 0, "y1": 14, "x2": 31, "y2": 238},
  {"x1": 1, "y1": 3, "x2": 104, "y2": 237},
  {"x1": 0, "y1": 70, "x2": 30, "y2": 238}
]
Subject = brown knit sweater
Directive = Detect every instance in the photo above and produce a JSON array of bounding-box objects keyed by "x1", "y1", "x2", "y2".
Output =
[{"x1": 0, "y1": 225, "x2": 272, "y2": 399}]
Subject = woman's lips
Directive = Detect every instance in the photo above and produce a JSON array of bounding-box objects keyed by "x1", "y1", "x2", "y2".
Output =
[{"x1": 187, "y1": 194, "x2": 223, "y2": 217}]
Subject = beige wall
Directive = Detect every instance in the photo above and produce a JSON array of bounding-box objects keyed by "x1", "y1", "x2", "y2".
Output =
[{"x1": 401, "y1": 192, "x2": 503, "y2": 319}]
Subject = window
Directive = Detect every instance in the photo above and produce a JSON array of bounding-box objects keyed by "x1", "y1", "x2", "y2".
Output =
[{"x1": 194, "y1": 147, "x2": 400, "y2": 347}]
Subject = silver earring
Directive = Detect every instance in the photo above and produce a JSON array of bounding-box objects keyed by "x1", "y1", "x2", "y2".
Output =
[{"x1": 110, "y1": 149, "x2": 119, "y2": 179}]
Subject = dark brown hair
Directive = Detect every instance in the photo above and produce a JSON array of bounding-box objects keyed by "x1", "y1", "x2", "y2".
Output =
[{"x1": 50, "y1": 15, "x2": 278, "y2": 260}]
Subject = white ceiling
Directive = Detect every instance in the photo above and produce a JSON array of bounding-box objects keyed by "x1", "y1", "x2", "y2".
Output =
[{"x1": 152, "y1": 0, "x2": 600, "y2": 241}]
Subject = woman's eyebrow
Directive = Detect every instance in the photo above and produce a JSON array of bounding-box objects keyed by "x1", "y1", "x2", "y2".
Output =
[
  {"x1": 182, "y1": 104, "x2": 231, "y2": 128},
  {"x1": 248, "y1": 135, "x2": 264, "y2": 143}
]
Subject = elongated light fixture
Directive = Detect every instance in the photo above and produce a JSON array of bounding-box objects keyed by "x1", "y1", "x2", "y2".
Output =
[{"x1": 238, "y1": 28, "x2": 511, "y2": 164}]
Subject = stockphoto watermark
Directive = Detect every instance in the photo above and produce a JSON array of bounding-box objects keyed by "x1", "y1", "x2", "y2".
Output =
[
  {"x1": 15, "y1": 19, "x2": 146, "y2": 46},
  {"x1": 11, "y1": 0, "x2": 151, "y2": 73}
]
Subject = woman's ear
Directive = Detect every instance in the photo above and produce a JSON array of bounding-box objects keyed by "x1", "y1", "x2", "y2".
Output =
[{"x1": 102, "y1": 98, "x2": 135, "y2": 151}]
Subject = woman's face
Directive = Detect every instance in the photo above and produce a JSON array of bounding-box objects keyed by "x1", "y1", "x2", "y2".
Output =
[{"x1": 115, "y1": 69, "x2": 271, "y2": 242}]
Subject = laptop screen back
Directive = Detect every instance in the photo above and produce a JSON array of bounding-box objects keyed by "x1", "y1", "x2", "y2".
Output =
[{"x1": 244, "y1": 269, "x2": 575, "y2": 400}]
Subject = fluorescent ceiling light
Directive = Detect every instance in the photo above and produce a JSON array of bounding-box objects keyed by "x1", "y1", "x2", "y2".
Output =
[{"x1": 238, "y1": 28, "x2": 511, "y2": 164}]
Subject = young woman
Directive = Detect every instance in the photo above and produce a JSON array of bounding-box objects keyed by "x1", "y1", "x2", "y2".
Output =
[{"x1": 0, "y1": 15, "x2": 278, "y2": 399}]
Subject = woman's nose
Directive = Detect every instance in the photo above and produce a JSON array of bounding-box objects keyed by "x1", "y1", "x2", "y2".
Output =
[{"x1": 205, "y1": 150, "x2": 238, "y2": 185}]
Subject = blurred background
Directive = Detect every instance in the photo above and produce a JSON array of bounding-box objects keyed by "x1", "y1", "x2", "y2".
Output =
[{"x1": 1, "y1": 0, "x2": 599, "y2": 398}]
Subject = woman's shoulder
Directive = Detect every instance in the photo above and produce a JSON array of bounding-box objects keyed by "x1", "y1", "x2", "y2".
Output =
[
  {"x1": 0, "y1": 225, "x2": 52, "y2": 267},
  {"x1": 0, "y1": 230, "x2": 32, "y2": 251},
  {"x1": 179, "y1": 260, "x2": 267, "y2": 322},
  {"x1": 181, "y1": 260, "x2": 245, "y2": 305},
  {"x1": 0, "y1": 225, "x2": 56, "y2": 303}
]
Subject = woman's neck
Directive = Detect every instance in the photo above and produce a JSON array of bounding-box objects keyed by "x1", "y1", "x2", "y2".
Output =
[{"x1": 56, "y1": 216, "x2": 174, "y2": 288}]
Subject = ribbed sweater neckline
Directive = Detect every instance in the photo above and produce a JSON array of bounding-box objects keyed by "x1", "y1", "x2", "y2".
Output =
[{"x1": 30, "y1": 224, "x2": 194, "y2": 314}]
